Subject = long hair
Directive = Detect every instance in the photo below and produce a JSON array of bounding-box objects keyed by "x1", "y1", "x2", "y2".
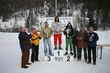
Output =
[{"x1": 54, "y1": 16, "x2": 59, "y2": 22}]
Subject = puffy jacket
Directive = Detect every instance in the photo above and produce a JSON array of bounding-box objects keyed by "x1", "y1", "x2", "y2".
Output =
[
  {"x1": 76, "y1": 31, "x2": 89, "y2": 48},
  {"x1": 31, "y1": 32, "x2": 41, "y2": 46}
]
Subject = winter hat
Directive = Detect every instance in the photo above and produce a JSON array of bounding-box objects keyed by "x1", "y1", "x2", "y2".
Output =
[
  {"x1": 44, "y1": 22, "x2": 48, "y2": 26},
  {"x1": 31, "y1": 26, "x2": 36, "y2": 31}
]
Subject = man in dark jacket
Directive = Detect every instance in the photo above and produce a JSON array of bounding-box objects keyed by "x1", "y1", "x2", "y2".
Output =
[
  {"x1": 18, "y1": 27, "x2": 32, "y2": 68},
  {"x1": 88, "y1": 26, "x2": 99, "y2": 65}
]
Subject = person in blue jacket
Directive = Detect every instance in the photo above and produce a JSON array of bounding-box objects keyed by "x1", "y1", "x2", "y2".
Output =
[{"x1": 88, "y1": 26, "x2": 99, "y2": 65}]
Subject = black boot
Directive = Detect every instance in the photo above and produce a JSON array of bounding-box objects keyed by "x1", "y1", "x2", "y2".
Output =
[
  {"x1": 87, "y1": 61, "x2": 91, "y2": 64},
  {"x1": 31, "y1": 60, "x2": 34, "y2": 63},
  {"x1": 21, "y1": 65, "x2": 29, "y2": 68},
  {"x1": 48, "y1": 56, "x2": 51, "y2": 62},
  {"x1": 77, "y1": 58, "x2": 81, "y2": 61},
  {"x1": 93, "y1": 61, "x2": 96, "y2": 65},
  {"x1": 59, "y1": 45, "x2": 62, "y2": 50},
  {"x1": 70, "y1": 52, "x2": 73, "y2": 55},
  {"x1": 35, "y1": 59, "x2": 39, "y2": 62},
  {"x1": 54, "y1": 46, "x2": 57, "y2": 50},
  {"x1": 85, "y1": 59, "x2": 87, "y2": 63},
  {"x1": 64, "y1": 52, "x2": 68, "y2": 56},
  {"x1": 74, "y1": 54, "x2": 76, "y2": 58}
]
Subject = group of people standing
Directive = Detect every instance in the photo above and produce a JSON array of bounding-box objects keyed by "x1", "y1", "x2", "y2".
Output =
[
  {"x1": 18, "y1": 16, "x2": 99, "y2": 69},
  {"x1": 63, "y1": 21, "x2": 99, "y2": 65}
]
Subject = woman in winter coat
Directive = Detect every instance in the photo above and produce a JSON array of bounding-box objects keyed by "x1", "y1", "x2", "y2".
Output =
[
  {"x1": 31, "y1": 27, "x2": 42, "y2": 63},
  {"x1": 76, "y1": 28, "x2": 88, "y2": 62}
]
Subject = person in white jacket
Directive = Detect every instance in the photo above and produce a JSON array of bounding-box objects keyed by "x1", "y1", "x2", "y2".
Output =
[{"x1": 52, "y1": 16, "x2": 63, "y2": 50}]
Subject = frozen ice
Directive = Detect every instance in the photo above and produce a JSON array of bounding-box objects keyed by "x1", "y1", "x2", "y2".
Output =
[{"x1": 0, "y1": 31, "x2": 110, "y2": 73}]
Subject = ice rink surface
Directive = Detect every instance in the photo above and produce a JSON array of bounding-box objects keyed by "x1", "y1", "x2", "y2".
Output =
[{"x1": 0, "y1": 32, "x2": 110, "y2": 73}]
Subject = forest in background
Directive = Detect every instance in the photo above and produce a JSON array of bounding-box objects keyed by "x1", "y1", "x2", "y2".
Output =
[{"x1": 0, "y1": 0, "x2": 110, "y2": 31}]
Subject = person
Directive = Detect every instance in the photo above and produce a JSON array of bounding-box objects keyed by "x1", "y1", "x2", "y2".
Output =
[
  {"x1": 76, "y1": 28, "x2": 88, "y2": 62},
  {"x1": 72, "y1": 28, "x2": 77, "y2": 58},
  {"x1": 64, "y1": 22, "x2": 75, "y2": 56},
  {"x1": 41, "y1": 22, "x2": 54, "y2": 61},
  {"x1": 52, "y1": 16, "x2": 63, "y2": 50},
  {"x1": 31, "y1": 27, "x2": 41, "y2": 63},
  {"x1": 18, "y1": 27, "x2": 31, "y2": 68},
  {"x1": 88, "y1": 26, "x2": 99, "y2": 65}
]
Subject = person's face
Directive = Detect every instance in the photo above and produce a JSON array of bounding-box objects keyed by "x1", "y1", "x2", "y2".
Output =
[
  {"x1": 84, "y1": 27, "x2": 88, "y2": 31},
  {"x1": 32, "y1": 29, "x2": 36, "y2": 33},
  {"x1": 55, "y1": 17, "x2": 59, "y2": 22},
  {"x1": 80, "y1": 28, "x2": 85, "y2": 32},
  {"x1": 89, "y1": 27, "x2": 94, "y2": 32},
  {"x1": 45, "y1": 24, "x2": 48, "y2": 27},
  {"x1": 20, "y1": 27, "x2": 25, "y2": 32},
  {"x1": 56, "y1": 18, "x2": 59, "y2": 21},
  {"x1": 25, "y1": 28, "x2": 28, "y2": 32}
]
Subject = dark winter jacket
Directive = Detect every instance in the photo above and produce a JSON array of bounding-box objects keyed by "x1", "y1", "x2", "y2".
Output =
[
  {"x1": 76, "y1": 31, "x2": 89, "y2": 48},
  {"x1": 18, "y1": 32, "x2": 32, "y2": 50},
  {"x1": 64, "y1": 23, "x2": 76, "y2": 38},
  {"x1": 88, "y1": 32, "x2": 99, "y2": 48},
  {"x1": 64, "y1": 23, "x2": 77, "y2": 46}
]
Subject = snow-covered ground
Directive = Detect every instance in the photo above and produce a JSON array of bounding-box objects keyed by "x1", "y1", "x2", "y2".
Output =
[{"x1": 0, "y1": 31, "x2": 110, "y2": 73}]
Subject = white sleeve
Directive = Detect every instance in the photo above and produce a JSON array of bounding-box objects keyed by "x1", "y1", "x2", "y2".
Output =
[{"x1": 51, "y1": 22, "x2": 55, "y2": 31}]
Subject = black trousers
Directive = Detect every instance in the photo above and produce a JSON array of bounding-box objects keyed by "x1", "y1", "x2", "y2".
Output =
[
  {"x1": 77, "y1": 48, "x2": 87, "y2": 61},
  {"x1": 31, "y1": 44, "x2": 39, "y2": 62},
  {"x1": 88, "y1": 47, "x2": 96, "y2": 63}
]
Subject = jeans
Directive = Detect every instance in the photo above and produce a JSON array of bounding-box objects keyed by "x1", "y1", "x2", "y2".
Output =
[{"x1": 43, "y1": 38, "x2": 53, "y2": 56}]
